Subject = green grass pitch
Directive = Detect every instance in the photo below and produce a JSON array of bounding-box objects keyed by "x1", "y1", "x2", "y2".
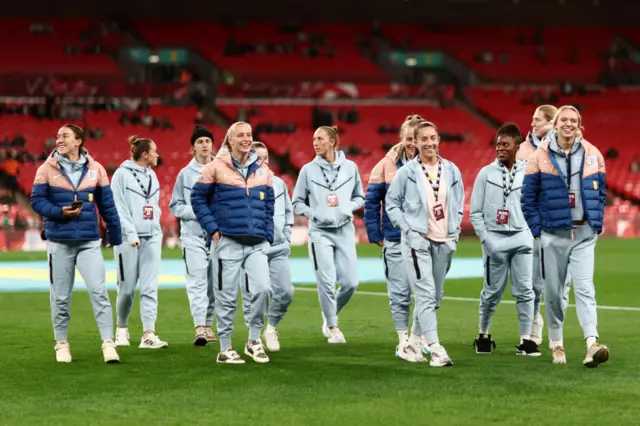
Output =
[{"x1": 1, "y1": 238, "x2": 639, "y2": 425}]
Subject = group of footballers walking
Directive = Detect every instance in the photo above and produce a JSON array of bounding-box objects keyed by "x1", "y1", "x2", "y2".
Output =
[{"x1": 30, "y1": 102, "x2": 609, "y2": 369}]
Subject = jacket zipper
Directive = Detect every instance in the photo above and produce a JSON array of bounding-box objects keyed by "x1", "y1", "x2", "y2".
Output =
[{"x1": 233, "y1": 166, "x2": 253, "y2": 233}]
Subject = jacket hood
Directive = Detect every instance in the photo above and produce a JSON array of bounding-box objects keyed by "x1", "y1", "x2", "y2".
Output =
[
  {"x1": 119, "y1": 159, "x2": 151, "y2": 174},
  {"x1": 312, "y1": 150, "x2": 345, "y2": 170},
  {"x1": 188, "y1": 156, "x2": 214, "y2": 173},
  {"x1": 215, "y1": 149, "x2": 259, "y2": 168},
  {"x1": 48, "y1": 150, "x2": 89, "y2": 170},
  {"x1": 545, "y1": 130, "x2": 582, "y2": 156}
]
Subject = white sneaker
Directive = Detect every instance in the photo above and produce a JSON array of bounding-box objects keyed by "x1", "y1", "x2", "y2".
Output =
[
  {"x1": 194, "y1": 326, "x2": 208, "y2": 347},
  {"x1": 244, "y1": 341, "x2": 270, "y2": 363},
  {"x1": 583, "y1": 343, "x2": 609, "y2": 368},
  {"x1": 397, "y1": 342, "x2": 427, "y2": 363},
  {"x1": 262, "y1": 325, "x2": 280, "y2": 352},
  {"x1": 205, "y1": 326, "x2": 217, "y2": 343},
  {"x1": 552, "y1": 346, "x2": 567, "y2": 364},
  {"x1": 102, "y1": 339, "x2": 120, "y2": 363},
  {"x1": 139, "y1": 333, "x2": 169, "y2": 349},
  {"x1": 115, "y1": 327, "x2": 130, "y2": 347},
  {"x1": 55, "y1": 341, "x2": 72, "y2": 363},
  {"x1": 321, "y1": 314, "x2": 330, "y2": 338},
  {"x1": 429, "y1": 344, "x2": 453, "y2": 367},
  {"x1": 217, "y1": 348, "x2": 245, "y2": 364},
  {"x1": 327, "y1": 327, "x2": 346, "y2": 344},
  {"x1": 531, "y1": 312, "x2": 544, "y2": 346}
]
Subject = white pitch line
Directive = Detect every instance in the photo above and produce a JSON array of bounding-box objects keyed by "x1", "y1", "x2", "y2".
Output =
[{"x1": 294, "y1": 287, "x2": 640, "y2": 312}]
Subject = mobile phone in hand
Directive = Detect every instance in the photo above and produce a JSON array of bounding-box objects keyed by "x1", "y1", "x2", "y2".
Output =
[{"x1": 71, "y1": 200, "x2": 83, "y2": 210}]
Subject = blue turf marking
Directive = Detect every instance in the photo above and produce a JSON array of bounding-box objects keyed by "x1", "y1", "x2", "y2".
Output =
[{"x1": 0, "y1": 257, "x2": 484, "y2": 292}]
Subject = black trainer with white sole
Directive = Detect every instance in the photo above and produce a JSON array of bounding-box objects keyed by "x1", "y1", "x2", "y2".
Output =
[
  {"x1": 516, "y1": 339, "x2": 542, "y2": 356},
  {"x1": 473, "y1": 334, "x2": 496, "y2": 354}
]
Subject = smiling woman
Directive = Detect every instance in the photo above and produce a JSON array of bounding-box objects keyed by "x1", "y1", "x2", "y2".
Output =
[
  {"x1": 384, "y1": 119, "x2": 465, "y2": 367},
  {"x1": 521, "y1": 104, "x2": 609, "y2": 367},
  {"x1": 191, "y1": 120, "x2": 276, "y2": 365},
  {"x1": 29, "y1": 123, "x2": 123, "y2": 364}
]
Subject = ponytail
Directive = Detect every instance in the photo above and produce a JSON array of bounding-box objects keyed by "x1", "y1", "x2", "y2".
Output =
[
  {"x1": 129, "y1": 135, "x2": 154, "y2": 161},
  {"x1": 318, "y1": 125, "x2": 340, "y2": 151}
]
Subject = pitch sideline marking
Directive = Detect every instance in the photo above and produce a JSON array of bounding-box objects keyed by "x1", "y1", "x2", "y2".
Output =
[{"x1": 294, "y1": 287, "x2": 640, "y2": 313}]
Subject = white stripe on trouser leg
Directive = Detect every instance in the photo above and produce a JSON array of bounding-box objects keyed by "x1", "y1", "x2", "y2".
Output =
[
  {"x1": 401, "y1": 233, "x2": 439, "y2": 345},
  {"x1": 183, "y1": 237, "x2": 213, "y2": 327},
  {"x1": 383, "y1": 240, "x2": 411, "y2": 332},
  {"x1": 137, "y1": 234, "x2": 162, "y2": 332}
]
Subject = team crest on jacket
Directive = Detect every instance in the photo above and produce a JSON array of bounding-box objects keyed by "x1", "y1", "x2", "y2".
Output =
[
  {"x1": 88, "y1": 170, "x2": 97, "y2": 180},
  {"x1": 88, "y1": 193, "x2": 94, "y2": 202},
  {"x1": 586, "y1": 156, "x2": 597, "y2": 167},
  {"x1": 593, "y1": 181, "x2": 598, "y2": 190},
  {"x1": 260, "y1": 191, "x2": 265, "y2": 200},
  {"x1": 258, "y1": 169, "x2": 265, "y2": 178}
]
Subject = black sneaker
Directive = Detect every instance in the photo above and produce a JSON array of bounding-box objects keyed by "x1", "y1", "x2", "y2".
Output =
[
  {"x1": 473, "y1": 334, "x2": 496, "y2": 354},
  {"x1": 516, "y1": 339, "x2": 542, "y2": 357}
]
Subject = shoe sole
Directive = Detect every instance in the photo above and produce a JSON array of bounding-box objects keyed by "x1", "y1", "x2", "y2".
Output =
[
  {"x1": 217, "y1": 358, "x2": 245, "y2": 364},
  {"x1": 475, "y1": 350, "x2": 492, "y2": 355},
  {"x1": 138, "y1": 344, "x2": 169, "y2": 349},
  {"x1": 244, "y1": 348, "x2": 270, "y2": 363},
  {"x1": 328, "y1": 340, "x2": 346, "y2": 344},
  {"x1": 430, "y1": 361, "x2": 454, "y2": 367},
  {"x1": 584, "y1": 346, "x2": 609, "y2": 368},
  {"x1": 193, "y1": 336, "x2": 208, "y2": 347},
  {"x1": 516, "y1": 352, "x2": 542, "y2": 357},
  {"x1": 105, "y1": 358, "x2": 120, "y2": 364},
  {"x1": 115, "y1": 342, "x2": 130, "y2": 347}
]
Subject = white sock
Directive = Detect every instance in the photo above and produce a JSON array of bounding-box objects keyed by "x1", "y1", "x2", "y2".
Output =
[
  {"x1": 520, "y1": 334, "x2": 531, "y2": 344},
  {"x1": 586, "y1": 336, "x2": 597, "y2": 349},
  {"x1": 550, "y1": 339, "x2": 563, "y2": 349},
  {"x1": 397, "y1": 330, "x2": 409, "y2": 346}
]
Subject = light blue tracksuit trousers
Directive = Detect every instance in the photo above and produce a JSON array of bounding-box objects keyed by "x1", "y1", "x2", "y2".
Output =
[
  {"x1": 401, "y1": 233, "x2": 456, "y2": 343},
  {"x1": 47, "y1": 239, "x2": 114, "y2": 341},
  {"x1": 541, "y1": 224, "x2": 599, "y2": 342},
  {"x1": 308, "y1": 222, "x2": 359, "y2": 328},
  {"x1": 211, "y1": 236, "x2": 271, "y2": 350},
  {"x1": 383, "y1": 240, "x2": 412, "y2": 331},
  {"x1": 479, "y1": 230, "x2": 535, "y2": 335},
  {"x1": 241, "y1": 242, "x2": 295, "y2": 329},
  {"x1": 182, "y1": 236, "x2": 216, "y2": 327},
  {"x1": 115, "y1": 234, "x2": 163, "y2": 332}
]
